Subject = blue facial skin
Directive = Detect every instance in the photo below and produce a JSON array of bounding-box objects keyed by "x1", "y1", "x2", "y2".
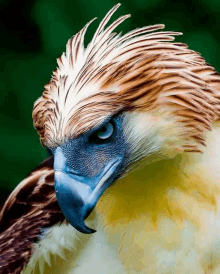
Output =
[{"x1": 51, "y1": 115, "x2": 129, "y2": 234}]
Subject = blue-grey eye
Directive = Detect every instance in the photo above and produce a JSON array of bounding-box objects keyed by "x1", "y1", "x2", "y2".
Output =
[{"x1": 96, "y1": 122, "x2": 114, "y2": 140}]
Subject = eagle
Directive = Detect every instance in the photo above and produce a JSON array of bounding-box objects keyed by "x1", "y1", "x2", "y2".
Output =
[{"x1": 1, "y1": 3, "x2": 220, "y2": 274}]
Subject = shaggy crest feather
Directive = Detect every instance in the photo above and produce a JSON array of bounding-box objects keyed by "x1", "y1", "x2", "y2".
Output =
[{"x1": 33, "y1": 3, "x2": 220, "y2": 153}]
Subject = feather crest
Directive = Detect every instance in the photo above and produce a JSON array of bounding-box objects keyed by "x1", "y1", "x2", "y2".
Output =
[{"x1": 33, "y1": 4, "x2": 220, "y2": 151}]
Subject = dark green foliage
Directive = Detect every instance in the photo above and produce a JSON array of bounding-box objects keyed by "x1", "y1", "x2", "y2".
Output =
[{"x1": 0, "y1": 0, "x2": 220, "y2": 204}]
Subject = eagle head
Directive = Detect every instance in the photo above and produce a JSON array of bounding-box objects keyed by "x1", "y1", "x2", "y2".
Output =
[{"x1": 32, "y1": 4, "x2": 220, "y2": 233}]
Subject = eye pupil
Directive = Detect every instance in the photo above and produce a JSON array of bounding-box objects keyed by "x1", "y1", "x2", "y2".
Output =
[{"x1": 100, "y1": 127, "x2": 106, "y2": 133}]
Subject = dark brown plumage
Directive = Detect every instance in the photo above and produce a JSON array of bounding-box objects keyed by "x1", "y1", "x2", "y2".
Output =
[{"x1": 0, "y1": 157, "x2": 64, "y2": 274}]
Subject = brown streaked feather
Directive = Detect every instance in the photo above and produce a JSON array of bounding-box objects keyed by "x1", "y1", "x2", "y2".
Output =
[
  {"x1": 0, "y1": 157, "x2": 64, "y2": 274},
  {"x1": 32, "y1": 4, "x2": 220, "y2": 152}
]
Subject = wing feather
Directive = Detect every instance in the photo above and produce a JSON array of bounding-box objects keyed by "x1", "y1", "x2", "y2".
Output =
[{"x1": 0, "y1": 157, "x2": 64, "y2": 274}]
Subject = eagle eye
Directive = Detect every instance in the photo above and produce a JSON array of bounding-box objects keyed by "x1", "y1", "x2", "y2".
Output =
[{"x1": 95, "y1": 121, "x2": 114, "y2": 140}]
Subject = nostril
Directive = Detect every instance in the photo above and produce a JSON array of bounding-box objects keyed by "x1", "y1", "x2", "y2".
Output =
[
  {"x1": 69, "y1": 170, "x2": 80, "y2": 176},
  {"x1": 66, "y1": 167, "x2": 82, "y2": 176}
]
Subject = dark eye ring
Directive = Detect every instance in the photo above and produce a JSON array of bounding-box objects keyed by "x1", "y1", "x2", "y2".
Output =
[{"x1": 95, "y1": 122, "x2": 114, "y2": 140}]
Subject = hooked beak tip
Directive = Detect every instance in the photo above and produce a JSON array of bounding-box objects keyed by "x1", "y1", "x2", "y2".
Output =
[{"x1": 75, "y1": 220, "x2": 97, "y2": 234}]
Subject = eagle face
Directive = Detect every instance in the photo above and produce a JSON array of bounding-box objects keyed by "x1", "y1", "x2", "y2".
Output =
[
  {"x1": 50, "y1": 109, "x2": 166, "y2": 233},
  {"x1": 52, "y1": 114, "x2": 130, "y2": 233},
  {"x1": 47, "y1": 110, "x2": 178, "y2": 233}
]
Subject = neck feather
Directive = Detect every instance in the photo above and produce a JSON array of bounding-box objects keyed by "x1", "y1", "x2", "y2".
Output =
[{"x1": 96, "y1": 122, "x2": 220, "y2": 272}]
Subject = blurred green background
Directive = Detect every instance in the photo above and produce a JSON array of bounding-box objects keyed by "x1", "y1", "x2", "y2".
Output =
[{"x1": 0, "y1": 0, "x2": 220, "y2": 205}]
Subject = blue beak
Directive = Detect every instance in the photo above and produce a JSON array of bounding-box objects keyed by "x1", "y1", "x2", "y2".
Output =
[{"x1": 54, "y1": 148, "x2": 122, "y2": 234}]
